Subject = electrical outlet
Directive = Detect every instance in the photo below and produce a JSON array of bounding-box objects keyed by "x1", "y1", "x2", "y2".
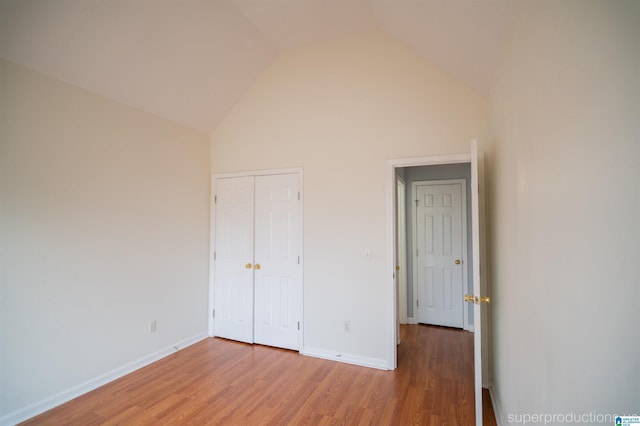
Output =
[
  {"x1": 149, "y1": 320, "x2": 157, "y2": 333},
  {"x1": 343, "y1": 320, "x2": 351, "y2": 333}
]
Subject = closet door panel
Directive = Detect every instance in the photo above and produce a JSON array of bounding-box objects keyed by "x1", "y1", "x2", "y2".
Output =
[
  {"x1": 213, "y1": 176, "x2": 255, "y2": 343},
  {"x1": 254, "y1": 174, "x2": 301, "y2": 350}
]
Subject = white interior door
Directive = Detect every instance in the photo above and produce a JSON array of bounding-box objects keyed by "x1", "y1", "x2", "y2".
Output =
[
  {"x1": 415, "y1": 181, "x2": 465, "y2": 328},
  {"x1": 213, "y1": 176, "x2": 255, "y2": 344},
  {"x1": 253, "y1": 174, "x2": 302, "y2": 350},
  {"x1": 213, "y1": 171, "x2": 303, "y2": 351},
  {"x1": 470, "y1": 139, "x2": 487, "y2": 425}
]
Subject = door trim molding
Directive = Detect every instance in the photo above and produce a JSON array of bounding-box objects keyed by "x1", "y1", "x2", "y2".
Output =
[
  {"x1": 208, "y1": 167, "x2": 304, "y2": 352},
  {"x1": 213, "y1": 167, "x2": 303, "y2": 179},
  {"x1": 386, "y1": 154, "x2": 470, "y2": 370},
  {"x1": 411, "y1": 179, "x2": 468, "y2": 330},
  {"x1": 396, "y1": 176, "x2": 408, "y2": 326}
]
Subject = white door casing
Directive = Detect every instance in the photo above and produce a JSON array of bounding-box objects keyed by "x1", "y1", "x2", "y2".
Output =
[
  {"x1": 414, "y1": 180, "x2": 466, "y2": 328},
  {"x1": 213, "y1": 176, "x2": 255, "y2": 344},
  {"x1": 254, "y1": 174, "x2": 302, "y2": 350},
  {"x1": 397, "y1": 177, "x2": 408, "y2": 326}
]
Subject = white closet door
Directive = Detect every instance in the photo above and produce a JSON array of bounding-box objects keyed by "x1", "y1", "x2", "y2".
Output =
[
  {"x1": 253, "y1": 174, "x2": 302, "y2": 350},
  {"x1": 213, "y1": 176, "x2": 255, "y2": 343}
]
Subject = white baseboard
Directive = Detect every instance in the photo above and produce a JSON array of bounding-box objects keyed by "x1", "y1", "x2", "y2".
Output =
[
  {"x1": 0, "y1": 332, "x2": 208, "y2": 426},
  {"x1": 301, "y1": 347, "x2": 388, "y2": 370},
  {"x1": 489, "y1": 385, "x2": 506, "y2": 426},
  {"x1": 407, "y1": 317, "x2": 417, "y2": 325}
]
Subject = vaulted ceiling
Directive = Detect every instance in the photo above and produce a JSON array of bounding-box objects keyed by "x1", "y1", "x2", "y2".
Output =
[{"x1": 0, "y1": 0, "x2": 517, "y2": 133}]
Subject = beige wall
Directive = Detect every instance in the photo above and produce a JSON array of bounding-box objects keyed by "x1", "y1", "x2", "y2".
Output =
[
  {"x1": 211, "y1": 31, "x2": 488, "y2": 363},
  {"x1": 488, "y1": 0, "x2": 640, "y2": 421},
  {"x1": 0, "y1": 60, "x2": 210, "y2": 419}
]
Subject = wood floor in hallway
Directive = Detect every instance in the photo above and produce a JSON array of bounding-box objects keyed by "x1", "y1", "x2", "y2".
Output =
[{"x1": 22, "y1": 324, "x2": 497, "y2": 425}]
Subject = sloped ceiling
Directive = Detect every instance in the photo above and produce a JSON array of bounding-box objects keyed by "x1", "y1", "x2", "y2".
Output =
[{"x1": 0, "y1": 0, "x2": 517, "y2": 133}]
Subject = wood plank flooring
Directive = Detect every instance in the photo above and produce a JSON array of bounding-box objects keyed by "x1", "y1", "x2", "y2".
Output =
[{"x1": 22, "y1": 325, "x2": 496, "y2": 425}]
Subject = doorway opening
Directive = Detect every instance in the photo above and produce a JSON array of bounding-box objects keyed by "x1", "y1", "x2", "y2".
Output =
[
  {"x1": 386, "y1": 146, "x2": 490, "y2": 425},
  {"x1": 387, "y1": 152, "x2": 474, "y2": 370},
  {"x1": 400, "y1": 166, "x2": 473, "y2": 332}
]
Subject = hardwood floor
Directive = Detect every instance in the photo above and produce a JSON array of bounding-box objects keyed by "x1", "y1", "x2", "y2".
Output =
[{"x1": 22, "y1": 325, "x2": 496, "y2": 425}]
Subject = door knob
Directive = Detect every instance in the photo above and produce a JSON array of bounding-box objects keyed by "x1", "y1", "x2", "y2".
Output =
[
  {"x1": 464, "y1": 295, "x2": 491, "y2": 304},
  {"x1": 254, "y1": 263, "x2": 261, "y2": 270},
  {"x1": 245, "y1": 263, "x2": 252, "y2": 269},
  {"x1": 455, "y1": 259, "x2": 461, "y2": 265}
]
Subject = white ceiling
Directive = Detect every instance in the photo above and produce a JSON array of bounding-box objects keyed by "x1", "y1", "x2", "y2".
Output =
[{"x1": 0, "y1": 0, "x2": 517, "y2": 133}]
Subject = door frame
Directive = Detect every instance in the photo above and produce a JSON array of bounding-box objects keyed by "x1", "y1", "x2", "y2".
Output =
[
  {"x1": 387, "y1": 147, "x2": 489, "y2": 423},
  {"x1": 411, "y1": 179, "x2": 469, "y2": 330},
  {"x1": 209, "y1": 167, "x2": 304, "y2": 352},
  {"x1": 387, "y1": 153, "x2": 470, "y2": 370},
  {"x1": 396, "y1": 176, "x2": 408, "y2": 326}
]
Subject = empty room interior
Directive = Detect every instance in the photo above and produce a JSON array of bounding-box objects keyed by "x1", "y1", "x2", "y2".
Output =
[{"x1": 1, "y1": 1, "x2": 639, "y2": 425}]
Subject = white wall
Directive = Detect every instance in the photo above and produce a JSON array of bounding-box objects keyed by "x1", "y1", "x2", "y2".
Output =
[
  {"x1": 0, "y1": 60, "x2": 210, "y2": 420},
  {"x1": 488, "y1": 1, "x2": 640, "y2": 422},
  {"x1": 211, "y1": 31, "x2": 488, "y2": 364}
]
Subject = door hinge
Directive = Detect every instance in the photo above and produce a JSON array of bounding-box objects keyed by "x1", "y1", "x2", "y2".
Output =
[
  {"x1": 213, "y1": 251, "x2": 216, "y2": 260},
  {"x1": 415, "y1": 199, "x2": 419, "y2": 207},
  {"x1": 416, "y1": 300, "x2": 419, "y2": 308},
  {"x1": 298, "y1": 255, "x2": 300, "y2": 265},
  {"x1": 297, "y1": 321, "x2": 300, "y2": 331},
  {"x1": 214, "y1": 195, "x2": 217, "y2": 203},
  {"x1": 212, "y1": 309, "x2": 215, "y2": 318},
  {"x1": 416, "y1": 249, "x2": 419, "y2": 257},
  {"x1": 298, "y1": 191, "x2": 300, "y2": 201}
]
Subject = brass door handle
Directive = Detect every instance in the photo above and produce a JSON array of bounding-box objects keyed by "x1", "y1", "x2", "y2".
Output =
[
  {"x1": 464, "y1": 295, "x2": 491, "y2": 304},
  {"x1": 245, "y1": 263, "x2": 252, "y2": 269},
  {"x1": 254, "y1": 263, "x2": 261, "y2": 270},
  {"x1": 455, "y1": 259, "x2": 461, "y2": 265}
]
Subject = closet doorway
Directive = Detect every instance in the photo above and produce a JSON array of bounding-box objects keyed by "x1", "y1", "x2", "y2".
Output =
[{"x1": 209, "y1": 169, "x2": 303, "y2": 351}]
